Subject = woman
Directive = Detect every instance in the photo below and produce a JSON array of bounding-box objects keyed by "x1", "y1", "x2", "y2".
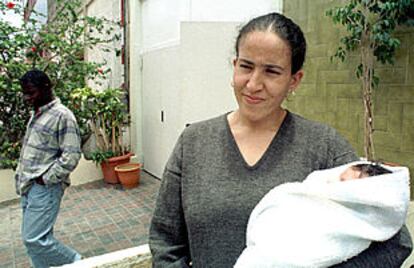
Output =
[{"x1": 149, "y1": 12, "x2": 412, "y2": 268}]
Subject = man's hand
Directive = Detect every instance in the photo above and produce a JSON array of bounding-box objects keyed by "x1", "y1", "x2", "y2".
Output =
[{"x1": 35, "y1": 177, "x2": 45, "y2": 185}]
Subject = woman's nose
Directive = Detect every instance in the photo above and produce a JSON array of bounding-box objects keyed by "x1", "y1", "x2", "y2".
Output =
[{"x1": 246, "y1": 70, "x2": 264, "y2": 92}]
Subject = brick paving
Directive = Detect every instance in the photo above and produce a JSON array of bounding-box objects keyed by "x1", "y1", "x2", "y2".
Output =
[
  {"x1": 2, "y1": 171, "x2": 411, "y2": 268},
  {"x1": 0, "y1": 172, "x2": 160, "y2": 268}
]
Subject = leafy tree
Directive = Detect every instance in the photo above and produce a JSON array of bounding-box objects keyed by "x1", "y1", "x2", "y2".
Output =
[
  {"x1": 326, "y1": 0, "x2": 414, "y2": 161},
  {"x1": 71, "y1": 87, "x2": 130, "y2": 164},
  {"x1": 0, "y1": 0, "x2": 121, "y2": 169}
]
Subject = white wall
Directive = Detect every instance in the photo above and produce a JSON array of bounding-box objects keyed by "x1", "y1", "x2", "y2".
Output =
[
  {"x1": 86, "y1": 0, "x2": 124, "y2": 90},
  {"x1": 141, "y1": 46, "x2": 182, "y2": 177},
  {"x1": 0, "y1": 169, "x2": 18, "y2": 203},
  {"x1": 70, "y1": 157, "x2": 103, "y2": 186},
  {"x1": 180, "y1": 22, "x2": 238, "y2": 126},
  {"x1": 132, "y1": 0, "x2": 283, "y2": 177},
  {"x1": 141, "y1": 0, "x2": 181, "y2": 52},
  {"x1": 182, "y1": 0, "x2": 282, "y2": 22},
  {"x1": 141, "y1": 0, "x2": 282, "y2": 53},
  {"x1": 128, "y1": 0, "x2": 143, "y2": 162},
  {"x1": 139, "y1": 21, "x2": 245, "y2": 178},
  {"x1": 32, "y1": 0, "x2": 48, "y2": 23},
  {"x1": 0, "y1": 157, "x2": 102, "y2": 203}
]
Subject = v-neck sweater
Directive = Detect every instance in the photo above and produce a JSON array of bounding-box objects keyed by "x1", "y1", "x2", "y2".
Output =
[{"x1": 149, "y1": 111, "x2": 409, "y2": 267}]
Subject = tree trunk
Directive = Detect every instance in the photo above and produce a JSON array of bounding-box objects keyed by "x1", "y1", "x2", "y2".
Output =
[
  {"x1": 362, "y1": 77, "x2": 374, "y2": 161},
  {"x1": 361, "y1": 30, "x2": 375, "y2": 161},
  {"x1": 112, "y1": 114, "x2": 116, "y2": 154}
]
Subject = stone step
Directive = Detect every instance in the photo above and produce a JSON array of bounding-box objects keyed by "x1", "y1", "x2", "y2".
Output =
[{"x1": 54, "y1": 244, "x2": 151, "y2": 268}]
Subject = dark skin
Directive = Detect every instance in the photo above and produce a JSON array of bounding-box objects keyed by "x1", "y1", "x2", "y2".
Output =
[
  {"x1": 21, "y1": 83, "x2": 54, "y2": 184},
  {"x1": 21, "y1": 83, "x2": 54, "y2": 113}
]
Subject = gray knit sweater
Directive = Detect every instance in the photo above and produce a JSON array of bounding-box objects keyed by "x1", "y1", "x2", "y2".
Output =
[{"x1": 149, "y1": 112, "x2": 412, "y2": 268}]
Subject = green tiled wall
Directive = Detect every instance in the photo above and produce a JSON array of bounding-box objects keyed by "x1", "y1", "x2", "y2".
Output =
[{"x1": 284, "y1": 0, "x2": 414, "y2": 198}]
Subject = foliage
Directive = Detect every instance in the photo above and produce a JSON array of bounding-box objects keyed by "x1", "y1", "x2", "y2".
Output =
[
  {"x1": 0, "y1": 0, "x2": 121, "y2": 169},
  {"x1": 326, "y1": 0, "x2": 414, "y2": 160},
  {"x1": 90, "y1": 150, "x2": 115, "y2": 165},
  {"x1": 71, "y1": 87, "x2": 130, "y2": 164}
]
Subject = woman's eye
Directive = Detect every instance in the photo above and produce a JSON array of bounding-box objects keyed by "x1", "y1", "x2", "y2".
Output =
[{"x1": 239, "y1": 64, "x2": 252, "y2": 69}]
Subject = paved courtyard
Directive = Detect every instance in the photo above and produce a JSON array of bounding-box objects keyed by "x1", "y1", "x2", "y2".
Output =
[
  {"x1": 0, "y1": 171, "x2": 413, "y2": 268},
  {"x1": 0, "y1": 172, "x2": 160, "y2": 268}
]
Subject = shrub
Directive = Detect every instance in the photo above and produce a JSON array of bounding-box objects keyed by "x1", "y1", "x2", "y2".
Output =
[{"x1": 0, "y1": 0, "x2": 121, "y2": 169}]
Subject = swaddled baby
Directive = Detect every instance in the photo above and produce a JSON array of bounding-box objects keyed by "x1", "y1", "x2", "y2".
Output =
[
  {"x1": 339, "y1": 163, "x2": 391, "y2": 181},
  {"x1": 235, "y1": 161, "x2": 410, "y2": 268}
]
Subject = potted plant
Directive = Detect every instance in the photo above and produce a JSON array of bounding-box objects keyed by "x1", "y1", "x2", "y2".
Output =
[
  {"x1": 326, "y1": 0, "x2": 414, "y2": 161},
  {"x1": 71, "y1": 87, "x2": 132, "y2": 183},
  {"x1": 115, "y1": 163, "x2": 143, "y2": 189},
  {"x1": 0, "y1": 0, "x2": 121, "y2": 170}
]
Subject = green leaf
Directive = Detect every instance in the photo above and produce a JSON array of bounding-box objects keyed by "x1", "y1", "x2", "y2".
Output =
[{"x1": 0, "y1": 0, "x2": 122, "y2": 165}]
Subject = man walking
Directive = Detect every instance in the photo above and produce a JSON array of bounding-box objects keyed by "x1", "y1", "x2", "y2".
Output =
[{"x1": 15, "y1": 69, "x2": 82, "y2": 267}]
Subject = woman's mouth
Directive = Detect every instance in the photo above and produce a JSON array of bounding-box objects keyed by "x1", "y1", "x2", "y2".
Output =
[{"x1": 243, "y1": 94, "x2": 264, "y2": 105}]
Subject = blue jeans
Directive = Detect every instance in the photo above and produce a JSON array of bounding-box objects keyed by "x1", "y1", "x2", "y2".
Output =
[{"x1": 21, "y1": 182, "x2": 81, "y2": 268}]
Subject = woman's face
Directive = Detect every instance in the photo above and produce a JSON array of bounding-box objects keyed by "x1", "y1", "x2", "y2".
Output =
[{"x1": 232, "y1": 31, "x2": 303, "y2": 122}]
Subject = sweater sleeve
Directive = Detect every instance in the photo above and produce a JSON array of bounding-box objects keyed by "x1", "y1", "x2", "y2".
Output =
[
  {"x1": 326, "y1": 128, "x2": 413, "y2": 267},
  {"x1": 149, "y1": 134, "x2": 191, "y2": 268},
  {"x1": 332, "y1": 225, "x2": 413, "y2": 268}
]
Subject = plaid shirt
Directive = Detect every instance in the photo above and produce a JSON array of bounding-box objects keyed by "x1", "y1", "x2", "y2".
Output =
[{"x1": 15, "y1": 98, "x2": 81, "y2": 195}]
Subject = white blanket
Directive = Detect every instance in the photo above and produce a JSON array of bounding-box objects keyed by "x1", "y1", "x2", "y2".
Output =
[{"x1": 234, "y1": 161, "x2": 410, "y2": 268}]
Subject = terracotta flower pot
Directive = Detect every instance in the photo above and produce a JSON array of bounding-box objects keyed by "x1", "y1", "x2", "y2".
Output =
[
  {"x1": 115, "y1": 163, "x2": 142, "y2": 189},
  {"x1": 101, "y1": 153, "x2": 133, "y2": 184}
]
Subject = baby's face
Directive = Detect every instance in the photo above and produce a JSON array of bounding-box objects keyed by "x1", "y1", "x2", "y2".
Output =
[{"x1": 339, "y1": 167, "x2": 365, "y2": 181}]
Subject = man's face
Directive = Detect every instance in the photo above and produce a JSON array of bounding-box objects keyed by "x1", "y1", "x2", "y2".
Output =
[{"x1": 22, "y1": 84, "x2": 42, "y2": 108}]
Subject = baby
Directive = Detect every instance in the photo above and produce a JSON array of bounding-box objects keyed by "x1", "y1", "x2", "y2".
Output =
[
  {"x1": 235, "y1": 161, "x2": 410, "y2": 268},
  {"x1": 339, "y1": 163, "x2": 392, "y2": 181}
]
